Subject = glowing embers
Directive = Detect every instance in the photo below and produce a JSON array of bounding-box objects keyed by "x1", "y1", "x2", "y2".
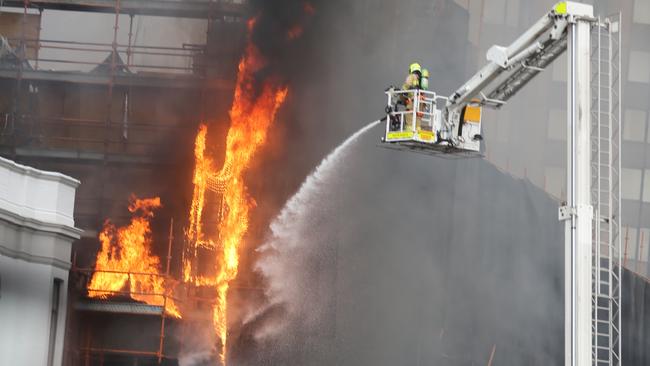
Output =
[{"x1": 87, "y1": 196, "x2": 181, "y2": 318}]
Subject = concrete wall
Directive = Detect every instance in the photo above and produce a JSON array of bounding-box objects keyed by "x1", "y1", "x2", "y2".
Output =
[
  {"x1": 0, "y1": 156, "x2": 80, "y2": 366},
  {"x1": 0, "y1": 256, "x2": 70, "y2": 366}
]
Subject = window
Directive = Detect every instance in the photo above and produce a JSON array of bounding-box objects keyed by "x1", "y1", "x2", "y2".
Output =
[
  {"x1": 483, "y1": 0, "x2": 507, "y2": 25},
  {"x1": 545, "y1": 166, "x2": 564, "y2": 199},
  {"x1": 505, "y1": 0, "x2": 520, "y2": 27},
  {"x1": 47, "y1": 278, "x2": 63, "y2": 366},
  {"x1": 547, "y1": 108, "x2": 566, "y2": 140},
  {"x1": 495, "y1": 111, "x2": 510, "y2": 143},
  {"x1": 623, "y1": 227, "x2": 638, "y2": 261},
  {"x1": 621, "y1": 168, "x2": 642, "y2": 200},
  {"x1": 467, "y1": 0, "x2": 483, "y2": 45},
  {"x1": 623, "y1": 109, "x2": 647, "y2": 142},
  {"x1": 633, "y1": 0, "x2": 650, "y2": 24},
  {"x1": 638, "y1": 228, "x2": 650, "y2": 263},
  {"x1": 454, "y1": 0, "x2": 469, "y2": 9},
  {"x1": 643, "y1": 170, "x2": 650, "y2": 202},
  {"x1": 629, "y1": 51, "x2": 650, "y2": 83}
]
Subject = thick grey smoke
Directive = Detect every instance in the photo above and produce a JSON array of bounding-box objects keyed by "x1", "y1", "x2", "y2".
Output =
[
  {"x1": 242, "y1": 123, "x2": 564, "y2": 365},
  {"x1": 231, "y1": 0, "x2": 580, "y2": 364}
]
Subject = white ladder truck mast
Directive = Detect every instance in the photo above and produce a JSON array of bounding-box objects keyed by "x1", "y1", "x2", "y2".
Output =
[{"x1": 382, "y1": 2, "x2": 622, "y2": 365}]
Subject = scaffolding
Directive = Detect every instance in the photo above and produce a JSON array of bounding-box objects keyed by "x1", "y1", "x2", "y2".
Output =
[
  {"x1": 0, "y1": 0, "x2": 246, "y2": 158},
  {"x1": 0, "y1": 1, "x2": 246, "y2": 84},
  {"x1": 70, "y1": 269, "x2": 182, "y2": 366},
  {"x1": 66, "y1": 218, "x2": 183, "y2": 366},
  {"x1": 0, "y1": 0, "x2": 248, "y2": 231},
  {"x1": 1, "y1": 0, "x2": 247, "y2": 19}
]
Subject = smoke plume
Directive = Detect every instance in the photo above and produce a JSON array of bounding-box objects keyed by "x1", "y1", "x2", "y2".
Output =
[{"x1": 236, "y1": 1, "x2": 567, "y2": 365}]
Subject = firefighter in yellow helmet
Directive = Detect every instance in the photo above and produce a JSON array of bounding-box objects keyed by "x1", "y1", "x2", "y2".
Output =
[
  {"x1": 401, "y1": 62, "x2": 422, "y2": 131},
  {"x1": 399, "y1": 62, "x2": 422, "y2": 106},
  {"x1": 402, "y1": 62, "x2": 422, "y2": 90}
]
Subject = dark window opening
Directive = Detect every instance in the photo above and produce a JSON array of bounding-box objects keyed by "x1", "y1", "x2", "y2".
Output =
[{"x1": 47, "y1": 278, "x2": 63, "y2": 366}]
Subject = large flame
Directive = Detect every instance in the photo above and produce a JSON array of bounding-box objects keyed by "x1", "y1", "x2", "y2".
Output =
[
  {"x1": 88, "y1": 196, "x2": 181, "y2": 318},
  {"x1": 83, "y1": 5, "x2": 311, "y2": 362},
  {"x1": 185, "y1": 42, "x2": 288, "y2": 364},
  {"x1": 184, "y1": 124, "x2": 213, "y2": 284}
]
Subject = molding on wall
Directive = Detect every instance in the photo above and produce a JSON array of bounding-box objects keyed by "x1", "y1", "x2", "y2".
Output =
[
  {"x1": 0, "y1": 207, "x2": 82, "y2": 239},
  {"x1": 0, "y1": 206, "x2": 81, "y2": 270},
  {"x1": 0, "y1": 245, "x2": 71, "y2": 270},
  {"x1": 0, "y1": 156, "x2": 80, "y2": 189}
]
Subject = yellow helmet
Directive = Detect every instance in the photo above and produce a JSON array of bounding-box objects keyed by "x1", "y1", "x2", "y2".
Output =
[
  {"x1": 422, "y1": 69, "x2": 430, "y2": 78},
  {"x1": 409, "y1": 62, "x2": 422, "y2": 74}
]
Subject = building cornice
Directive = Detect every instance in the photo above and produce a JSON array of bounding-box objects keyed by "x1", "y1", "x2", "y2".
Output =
[
  {"x1": 0, "y1": 156, "x2": 80, "y2": 189},
  {"x1": 0, "y1": 206, "x2": 82, "y2": 239},
  {"x1": 0, "y1": 244, "x2": 72, "y2": 270},
  {"x1": 0, "y1": 207, "x2": 81, "y2": 270}
]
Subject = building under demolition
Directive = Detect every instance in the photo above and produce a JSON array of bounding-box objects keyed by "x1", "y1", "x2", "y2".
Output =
[{"x1": 0, "y1": 0, "x2": 649, "y2": 365}]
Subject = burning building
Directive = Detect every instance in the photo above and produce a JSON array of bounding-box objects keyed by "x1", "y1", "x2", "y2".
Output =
[
  {"x1": 0, "y1": 0, "x2": 250, "y2": 364},
  {"x1": 1, "y1": 0, "x2": 650, "y2": 365}
]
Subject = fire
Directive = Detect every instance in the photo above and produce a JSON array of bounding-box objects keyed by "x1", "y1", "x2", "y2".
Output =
[
  {"x1": 83, "y1": 5, "x2": 313, "y2": 363},
  {"x1": 88, "y1": 196, "x2": 181, "y2": 318},
  {"x1": 184, "y1": 125, "x2": 214, "y2": 285},
  {"x1": 185, "y1": 43, "x2": 287, "y2": 364}
]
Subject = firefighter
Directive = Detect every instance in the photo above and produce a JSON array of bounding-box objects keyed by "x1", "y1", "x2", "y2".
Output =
[
  {"x1": 415, "y1": 68, "x2": 432, "y2": 132},
  {"x1": 421, "y1": 68, "x2": 430, "y2": 90},
  {"x1": 402, "y1": 62, "x2": 422, "y2": 90},
  {"x1": 397, "y1": 62, "x2": 422, "y2": 108},
  {"x1": 401, "y1": 62, "x2": 422, "y2": 131}
]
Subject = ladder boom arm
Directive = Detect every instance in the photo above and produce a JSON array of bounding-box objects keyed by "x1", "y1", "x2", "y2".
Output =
[{"x1": 446, "y1": 6, "x2": 568, "y2": 111}]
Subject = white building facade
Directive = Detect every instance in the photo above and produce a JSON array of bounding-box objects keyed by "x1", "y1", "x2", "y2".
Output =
[{"x1": 0, "y1": 156, "x2": 81, "y2": 366}]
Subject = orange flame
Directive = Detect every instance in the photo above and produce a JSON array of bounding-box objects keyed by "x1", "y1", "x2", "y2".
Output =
[
  {"x1": 185, "y1": 42, "x2": 287, "y2": 364},
  {"x1": 184, "y1": 124, "x2": 215, "y2": 284},
  {"x1": 88, "y1": 196, "x2": 181, "y2": 318}
]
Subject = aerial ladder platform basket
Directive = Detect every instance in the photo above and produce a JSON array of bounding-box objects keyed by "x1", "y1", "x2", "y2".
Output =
[{"x1": 383, "y1": 88, "x2": 482, "y2": 157}]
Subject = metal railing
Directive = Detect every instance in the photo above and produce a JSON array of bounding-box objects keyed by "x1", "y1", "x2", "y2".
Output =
[
  {"x1": 0, "y1": 0, "x2": 243, "y2": 76},
  {"x1": 5, "y1": 36, "x2": 214, "y2": 74},
  {"x1": 384, "y1": 89, "x2": 442, "y2": 142},
  {"x1": 66, "y1": 217, "x2": 180, "y2": 366}
]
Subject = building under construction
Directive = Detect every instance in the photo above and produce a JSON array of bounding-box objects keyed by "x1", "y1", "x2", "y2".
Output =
[
  {"x1": 0, "y1": 1, "x2": 248, "y2": 365},
  {"x1": 0, "y1": 0, "x2": 649, "y2": 365}
]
